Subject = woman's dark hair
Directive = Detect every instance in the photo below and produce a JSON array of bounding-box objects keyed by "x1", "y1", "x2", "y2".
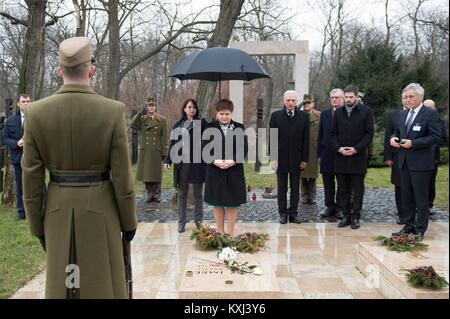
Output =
[
  {"x1": 215, "y1": 99, "x2": 234, "y2": 112},
  {"x1": 181, "y1": 98, "x2": 200, "y2": 120}
]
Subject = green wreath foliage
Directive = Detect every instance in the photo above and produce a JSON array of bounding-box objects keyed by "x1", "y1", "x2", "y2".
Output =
[
  {"x1": 373, "y1": 234, "x2": 428, "y2": 253},
  {"x1": 402, "y1": 266, "x2": 449, "y2": 289},
  {"x1": 190, "y1": 224, "x2": 270, "y2": 253}
]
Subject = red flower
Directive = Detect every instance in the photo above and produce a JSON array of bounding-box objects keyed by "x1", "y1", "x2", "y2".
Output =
[
  {"x1": 397, "y1": 236, "x2": 404, "y2": 243},
  {"x1": 156, "y1": 114, "x2": 160, "y2": 120}
]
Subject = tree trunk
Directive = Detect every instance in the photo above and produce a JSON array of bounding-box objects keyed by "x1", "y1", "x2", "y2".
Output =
[
  {"x1": 18, "y1": 0, "x2": 47, "y2": 100},
  {"x1": 3, "y1": 0, "x2": 46, "y2": 207},
  {"x1": 73, "y1": 0, "x2": 87, "y2": 37},
  {"x1": 1, "y1": 151, "x2": 17, "y2": 208},
  {"x1": 106, "y1": 0, "x2": 120, "y2": 99},
  {"x1": 197, "y1": 0, "x2": 245, "y2": 119}
]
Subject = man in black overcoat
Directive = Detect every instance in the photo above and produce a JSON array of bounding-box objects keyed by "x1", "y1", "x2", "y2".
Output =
[
  {"x1": 317, "y1": 88, "x2": 345, "y2": 219},
  {"x1": 423, "y1": 99, "x2": 448, "y2": 212},
  {"x1": 331, "y1": 85, "x2": 374, "y2": 229},
  {"x1": 384, "y1": 92, "x2": 409, "y2": 224},
  {"x1": 390, "y1": 83, "x2": 441, "y2": 241},
  {"x1": 270, "y1": 90, "x2": 309, "y2": 224}
]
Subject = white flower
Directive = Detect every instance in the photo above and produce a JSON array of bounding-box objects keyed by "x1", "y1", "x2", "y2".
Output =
[
  {"x1": 217, "y1": 247, "x2": 238, "y2": 261},
  {"x1": 252, "y1": 267, "x2": 263, "y2": 276}
]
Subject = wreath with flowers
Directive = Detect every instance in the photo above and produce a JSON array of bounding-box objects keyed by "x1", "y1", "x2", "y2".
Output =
[
  {"x1": 401, "y1": 266, "x2": 449, "y2": 289},
  {"x1": 190, "y1": 223, "x2": 270, "y2": 253},
  {"x1": 373, "y1": 234, "x2": 428, "y2": 253}
]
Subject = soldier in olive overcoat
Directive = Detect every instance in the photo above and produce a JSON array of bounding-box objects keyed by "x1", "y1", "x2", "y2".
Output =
[
  {"x1": 130, "y1": 97, "x2": 168, "y2": 202},
  {"x1": 299, "y1": 94, "x2": 321, "y2": 204},
  {"x1": 21, "y1": 37, "x2": 137, "y2": 298}
]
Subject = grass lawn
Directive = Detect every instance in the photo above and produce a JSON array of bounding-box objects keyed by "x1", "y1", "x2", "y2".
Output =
[
  {"x1": 0, "y1": 208, "x2": 45, "y2": 299},
  {"x1": 1, "y1": 163, "x2": 447, "y2": 298}
]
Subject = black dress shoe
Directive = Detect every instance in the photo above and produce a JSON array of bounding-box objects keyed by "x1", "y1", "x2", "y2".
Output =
[
  {"x1": 396, "y1": 217, "x2": 405, "y2": 225},
  {"x1": 320, "y1": 207, "x2": 334, "y2": 217},
  {"x1": 391, "y1": 228, "x2": 414, "y2": 236},
  {"x1": 178, "y1": 223, "x2": 186, "y2": 233},
  {"x1": 351, "y1": 218, "x2": 360, "y2": 229},
  {"x1": 194, "y1": 221, "x2": 202, "y2": 230},
  {"x1": 145, "y1": 197, "x2": 153, "y2": 203},
  {"x1": 335, "y1": 210, "x2": 344, "y2": 219},
  {"x1": 302, "y1": 199, "x2": 310, "y2": 204},
  {"x1": 14, "y1": 216, "x2": 26, "y2": 221},
  {"x1": 153, "y1": 198, "x2": 161, "y2": 203},
  {"x1": 310, "y1": 199, "x2": 316, "y2": 204},
  {"x1": 415, "y1": 232, "x2": 424, "y2": 241},
  {"x1": 279, "y1": 215, "x2": 288, "y2": 224},
  {"x1": 338, "y1": 217, "x2": 351, "y2": 228},
  {"x1": 289, "y1": 215, "x2": 302, "y2": 224}
]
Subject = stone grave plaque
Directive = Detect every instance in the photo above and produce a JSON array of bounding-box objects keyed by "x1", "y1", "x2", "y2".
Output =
[{"x1": 179, "y1": 251, "x2": 280, "y2": 299}]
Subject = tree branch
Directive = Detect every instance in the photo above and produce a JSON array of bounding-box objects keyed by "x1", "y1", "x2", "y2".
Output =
[{"x1": 0, "y1": 11, "x2": 28, "y2": 27}]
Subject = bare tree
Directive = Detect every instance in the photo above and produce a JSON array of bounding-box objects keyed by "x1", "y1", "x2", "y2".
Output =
[
  {"x1": 197, "y1": 0, "x2": 245, "y2": 119},
  {"x1": 233, "y1": 0, "x2": 295, "y2": 129}
]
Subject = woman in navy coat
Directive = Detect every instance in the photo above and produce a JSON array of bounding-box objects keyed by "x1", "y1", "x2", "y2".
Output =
[
  {"x1": 203, "y1": 99, "x2": 248, "y2": 237},
  {"x1": 165, "y1": 99, "x2": 207, "y2": 233}
]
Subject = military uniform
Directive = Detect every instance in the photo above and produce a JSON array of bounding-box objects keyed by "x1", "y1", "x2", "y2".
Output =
[
  {"x1": 130, "y1": 104, "x2": 169, "y2": 201},
  {"x1": 299, "y1": 94, "x2": 321, "y2": 204},
  {"x1": 21, "y1": 37, "x2": 137, "y2": 299}
]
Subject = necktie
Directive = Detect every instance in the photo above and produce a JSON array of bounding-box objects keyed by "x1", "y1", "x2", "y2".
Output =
[
  {"x1": 405, "y1": 109, "x2": 414, "y2": 131},
  {"x1": 288, "y1": 110, "x2": 293, "y2": 118},
  {"x1": 331, "y1": 108, "x2": 335, "y2": 117}
]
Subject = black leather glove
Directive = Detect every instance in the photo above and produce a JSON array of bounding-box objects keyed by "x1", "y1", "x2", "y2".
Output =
[
  {"x1": 122, "y1": 229, "x2": 136, "y2": 242},
  {"x1": 38, "y1": 235, "x2": 46, "y2": 252},
  {"x1": 139, "y1": 105, "x2": 147, "y2": 115}
]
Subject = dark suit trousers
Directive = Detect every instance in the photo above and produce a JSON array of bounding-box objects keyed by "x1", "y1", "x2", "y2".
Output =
[
  {"x1": 322, "y1": 174, "x2": 340, "y2": 210},
  {"x1": 13, "y1": 165, "x2": 25, "y2": 217},
  {"x1": 428, "y1": 164, "x2": 438, "y2": 208},
  {"x1": 401, "y1": 164, "x2": 431, "y2": 234},
  {"x1": 177, "y1": 163, "x2": 203, "y2": 224},
  {"x1": 277, "y1": 172, "x2": 300, "y2": 216},
  {"x1": 337, "y1": 174, "x2": 365, "y2": 219},
  {"x1": 394, "y1": 185, "x2": 402, "y2": 217}
]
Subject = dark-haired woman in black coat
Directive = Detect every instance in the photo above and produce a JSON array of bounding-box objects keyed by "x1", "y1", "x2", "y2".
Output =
[
  {"x1": 203, "y1": 99, "x2": 248, "y2": 237},
  {"x1": 165, "y1": 99, "x2": 208, "y2": 233}
]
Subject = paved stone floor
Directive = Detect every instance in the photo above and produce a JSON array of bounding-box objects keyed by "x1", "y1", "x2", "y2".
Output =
[
  {"x1": 11, "y1": 221, "x2": 449, "y2": 299},
  {"x1": 137, "y1": 188, "x2": 449, "y2": 223},
  {"x1": 10, "y1": 187, "x2": 449, "y2": 299}
]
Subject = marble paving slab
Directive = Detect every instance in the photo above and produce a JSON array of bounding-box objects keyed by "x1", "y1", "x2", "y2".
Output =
[
  {"x1": 179, "y1": 251, "x2": 280, "y2": 298},
  {"x1": 358, "y1": 241, "x2": 449, "y2": 299}
]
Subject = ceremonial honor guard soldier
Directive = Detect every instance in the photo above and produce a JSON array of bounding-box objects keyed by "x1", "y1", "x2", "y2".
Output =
[
  {"x1": 21, "y1": 37, "x2": 137, "y2": 298},
  {"x1": 299, "y1": 93, "x2": 321, "y2": 204},
  {"x1": 131, "y1": 96, "x2": 169, "y2": 202}
]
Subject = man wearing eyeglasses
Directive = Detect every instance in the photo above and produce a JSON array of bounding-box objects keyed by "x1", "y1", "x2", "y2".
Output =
[{"x1": 269, "y1": 90, "x2": 309, "y2": 224}]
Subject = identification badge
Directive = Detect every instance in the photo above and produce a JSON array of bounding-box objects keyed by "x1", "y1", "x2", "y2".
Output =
[{"x1": 413, "y1": 125, "x2": 421, "y2": 131}]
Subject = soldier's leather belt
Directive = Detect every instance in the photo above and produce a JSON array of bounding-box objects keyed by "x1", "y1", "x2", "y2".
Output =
[{"x1": 50, "y1": 172, "x2": 110, "y2": 183}]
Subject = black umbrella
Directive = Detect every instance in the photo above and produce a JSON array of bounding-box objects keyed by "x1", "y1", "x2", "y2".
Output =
[{"x1": 168, "y1": 46, "x2": 271, "y2": 98}]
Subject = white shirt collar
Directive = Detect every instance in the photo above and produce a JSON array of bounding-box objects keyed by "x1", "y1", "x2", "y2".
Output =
[{"x1": 410, "y1": 104, "x2": 423, "y2": 114}]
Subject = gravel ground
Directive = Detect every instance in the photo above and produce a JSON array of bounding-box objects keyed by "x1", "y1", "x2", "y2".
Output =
[{"x1": 136, "y1": 188, "x2": 449, "y2": 223}]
